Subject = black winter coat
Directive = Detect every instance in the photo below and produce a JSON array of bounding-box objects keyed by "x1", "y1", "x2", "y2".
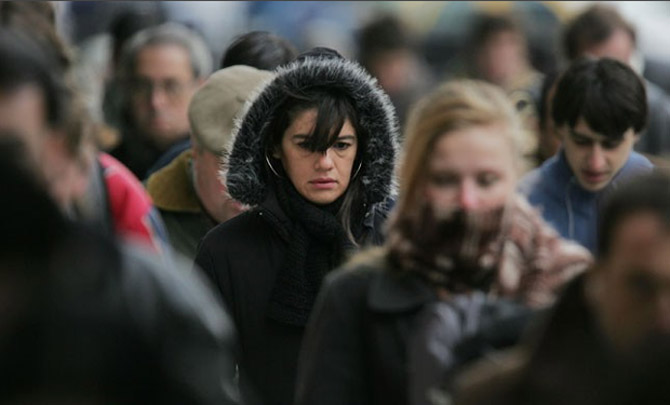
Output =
[
  {"x1": 195, "y1": 51, "x2": 399, "y2": 405},
  {"x1": 195, "y1": 193, "x2": 389, "y2": 405},
  {"x1": 295, "y1": 253, "x2": 533, "y2": 405}
]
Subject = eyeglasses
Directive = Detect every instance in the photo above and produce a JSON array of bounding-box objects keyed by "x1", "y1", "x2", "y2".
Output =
[{"x1": 127, "y1": 77, "x2": 194, "y2": 101}]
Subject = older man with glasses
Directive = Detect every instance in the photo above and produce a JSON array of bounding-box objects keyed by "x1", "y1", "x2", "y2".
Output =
[{"x1": 111, "y1": 23, "x2": 212, "y2": 180}]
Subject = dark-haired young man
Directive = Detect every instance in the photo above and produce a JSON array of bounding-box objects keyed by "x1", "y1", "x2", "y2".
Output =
[
  {"x1": 519, "y1": 57, "x2": 653, "y2": 253},
  {"x1": 563, "y1": 4, "x2": 670, "y2": 157}
]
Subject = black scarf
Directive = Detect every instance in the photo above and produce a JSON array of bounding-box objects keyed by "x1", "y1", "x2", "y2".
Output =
[{"x1": 268, "y1": 177, "x2": 350, "y2": 326}]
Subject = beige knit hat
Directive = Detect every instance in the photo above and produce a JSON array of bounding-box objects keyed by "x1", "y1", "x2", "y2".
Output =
[{"x1": 188, "y1": 65, "x2": 273, "y2": 153}]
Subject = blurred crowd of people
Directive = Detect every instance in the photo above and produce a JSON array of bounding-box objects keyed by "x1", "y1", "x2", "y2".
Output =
[{"x1": 2, "y1": 1, "x2": 670, "y2": 404}]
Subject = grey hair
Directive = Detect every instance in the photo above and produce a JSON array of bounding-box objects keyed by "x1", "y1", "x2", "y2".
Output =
[{"x1": 119, "y1": 22, "x2": 212, "y2": 80}]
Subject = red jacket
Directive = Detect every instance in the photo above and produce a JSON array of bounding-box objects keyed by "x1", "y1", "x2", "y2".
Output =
[{"x1": 98, "y1": 153, "x2": 168, "y2": 254}]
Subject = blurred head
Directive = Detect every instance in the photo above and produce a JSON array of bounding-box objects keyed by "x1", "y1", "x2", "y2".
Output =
[
  {"x1": 0, "y1": 1, "x2": 71, "y2": 71},
  {"x1": 108, "y1": 9, "x2": 166, "y2": 72},
  {"x1": 564, "y1": 4, "x2": 636, "y2": 65},
  {"x1": 588, "y1": 172, "x2": 670, "y2": 355},
  {"x1": 0, "y1": 28, "x2": 91, "y2": 210},
  {"x1": 357, "y1": 14, "x2": 415, "y2": 95},
  {"x1": 188, "y1": 65, "x2": 274, "y2": 223},
  {"x1": 470, "y1": 14, "x2": 530, "y2": 88},
  {"x1": 220, "y1": 30, "x2": 297, "y2": 70},
  {"x1": 399, "y1": 80, "x2": 522, "y2": 217},
  {"x1": 552, "y1": 58, "x2": 647, "y2": 191},
  {"x1": 121, "y1": 23, "x2": 212, "y2": 150}
]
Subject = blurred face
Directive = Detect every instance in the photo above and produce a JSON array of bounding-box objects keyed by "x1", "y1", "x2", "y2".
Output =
[
  {"x1": 369, "y1": 49, "x2": 413, "y2": 94},
  {"x1": 584, "y1": 28, "x2": 635, "y2": 65},
  {"x1": 192, "y1": 146, "x2": 245, "y2": 223},
  {"x1": 0, "y1": 85, "x2": 48, "y2": 162},
  {"x1": 589, "y1": 211, "x2": 670, "y2": 354},
  {"x1": 561, "y1": 118, "x2": 637, "y2": 192},
  {"x1": 424, "y1": 124, "x2": 518, "y2": 214},
  {"x1": 277, "y1": 108, "x2": 358, "y2": 205},
  {"x1": 129, "y1": 44, "x2": 198, "y2": 150},
  {"x1": 476, "y1": 30, "x2": 527, "y2": 87},
  {"x1": 0, "y1": 85, "x2": 88, "y2": 210}
]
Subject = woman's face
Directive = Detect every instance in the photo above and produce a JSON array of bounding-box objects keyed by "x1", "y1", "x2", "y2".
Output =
[
  {"x1": 277, "y1": 108, "x2": 358, "y2": 205},
  {"x1": 424, "y1": 123, "x2": 518, "y2": 214}
]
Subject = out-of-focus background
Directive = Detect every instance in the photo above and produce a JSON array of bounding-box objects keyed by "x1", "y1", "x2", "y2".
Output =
[
  {"x1": 58, "y1": 1, "x2": 670, "y2": 74},
  {"x1": 57, "y1": 0, "x2": 670, "y2": 133}
]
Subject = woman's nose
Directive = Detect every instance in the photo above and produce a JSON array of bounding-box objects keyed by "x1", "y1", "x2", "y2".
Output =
[
  {"x1": 457, "y1": 181, "x2": 479, "y2": 211},
  {"x1": 315, "y1": 149, "x2": 334, "y2": 170}
]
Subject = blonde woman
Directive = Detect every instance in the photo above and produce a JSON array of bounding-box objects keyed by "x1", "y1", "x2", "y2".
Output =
[{"x1": 296, "y1": 80, "x2": 591, "y2": 405}]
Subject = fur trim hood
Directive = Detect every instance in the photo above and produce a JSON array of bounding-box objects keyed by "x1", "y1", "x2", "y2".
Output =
[{"x1": 224, "y1": 55, "x2": 400, "y2": 207}]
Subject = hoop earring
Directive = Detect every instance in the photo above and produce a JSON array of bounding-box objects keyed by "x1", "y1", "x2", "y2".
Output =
[
  {"x1": 265, "y1": 154, "x2": 283, "y2": 178},
  {"x1": 351, "y1": 161, "x2": 363, "y2": 179}
]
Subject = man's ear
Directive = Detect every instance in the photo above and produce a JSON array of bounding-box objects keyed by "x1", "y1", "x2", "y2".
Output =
[
  {"x1": 633, "y1": 132, "x2": 641, "y2": 144},
  {"x1": 272, "y1": 147, "x2": 281, "y2": 160}
]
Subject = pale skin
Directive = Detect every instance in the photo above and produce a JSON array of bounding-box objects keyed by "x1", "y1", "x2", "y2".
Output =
[
  {"x1": 423, "y1": 123, "x2": 519, "y2": 215},
  {"x1": 191, "y1": 140, "x2": 245, "y2": 223},
  {"x1": 0, "y1": 85, "x2": 89, "y2": 211},
  {"x1": 276, "y1": 108, "x2": 358, "y2": 205},
  {"x1": 131, "y1": 43, "x2": 201, "y2": 150},
  {"x1": 561, "y1": 118, "x2": 638, "y2": 192},
  {"x1": 0, "y1": 85, "x2": 48, "y2": 162},
  {"x1": 584, "y1": 28, "x2": 635, "y2": 66}
]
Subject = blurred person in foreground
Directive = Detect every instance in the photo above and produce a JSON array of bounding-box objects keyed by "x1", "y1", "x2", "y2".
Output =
[
  {"x1": 519, "y1": 57, "x2": 653, "y2": 254},
  {"x1": 111, "y1": 23, "x2": 212, "y2": 179},
  {"x1": 0, "y1": 26, "x2": 168, "y2": 253},
  {"x1": 0, "y1": 134, "x2": 238, "y2": 404},
  {"x1": 455, "y1": 171, "x2": 670, "y2": 405},
  {"x1": 296, "y1": 80, "x2": 590, "y2": 405},
  {"x1": 564, "y1": 4, "x2": 670, "y2": 158}
]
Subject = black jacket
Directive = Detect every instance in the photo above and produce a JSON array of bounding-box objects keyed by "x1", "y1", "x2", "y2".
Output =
[
  {"x1": 455, "y1": 273, "x2": 670, "y2": 405},
  {"x1": 196, "y1": 192, "x2": 390, "y2": 405},
  {"x1": 195, "y1": 53, "x2": 399, "y2": 405},
  {"x1": 295, "y1": 253, "x2": 532, "y2": 405}
]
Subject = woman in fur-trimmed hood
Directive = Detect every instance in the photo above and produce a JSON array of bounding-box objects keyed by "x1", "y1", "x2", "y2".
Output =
[{"x1": 195, "y1": 47, "x2": 399, "y2": 405}]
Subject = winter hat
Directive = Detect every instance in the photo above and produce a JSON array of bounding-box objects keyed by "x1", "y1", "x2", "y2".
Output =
[{"x1": 188, "y1": 65, "x2": 274, "y2": 154}]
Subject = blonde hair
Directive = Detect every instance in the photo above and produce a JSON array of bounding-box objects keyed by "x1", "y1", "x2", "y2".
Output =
[{"x1": 396, "y1": 79, "x2": 523, "y2": 216}]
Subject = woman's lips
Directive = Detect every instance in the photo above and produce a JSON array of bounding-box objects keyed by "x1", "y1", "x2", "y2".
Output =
[{"x1": 309, "y1": 178, "x2": 337, "y2": 189}]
